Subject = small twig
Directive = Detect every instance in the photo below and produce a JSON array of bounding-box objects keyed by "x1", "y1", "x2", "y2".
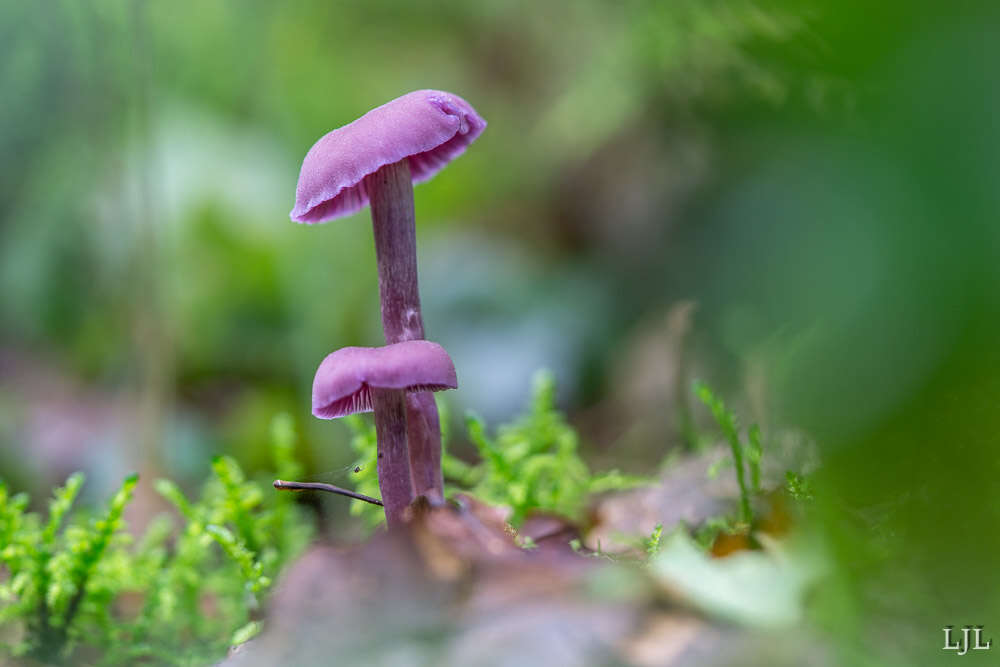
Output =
[{"x1": 273, "y1": 480, "x2": 383, "y2": 506}]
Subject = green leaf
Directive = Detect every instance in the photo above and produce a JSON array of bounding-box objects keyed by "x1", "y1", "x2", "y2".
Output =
[
  {"x1": 650, "y1": 530, "x2": 820, "y2": 628},
  {"x1": 231, "y1": 620, "x2": 261, "y2": 647},
  {"x1": 42, "y1": 472, "x2": 84, "y2": 547},
  {"x1": 155, "y1": 479, "x2": 196, "y2": 521}
]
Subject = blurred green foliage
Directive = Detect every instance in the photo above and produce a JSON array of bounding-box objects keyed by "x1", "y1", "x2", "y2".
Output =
[{"x1": 0, "y1": 0, "x2": 824, "y2": 467}]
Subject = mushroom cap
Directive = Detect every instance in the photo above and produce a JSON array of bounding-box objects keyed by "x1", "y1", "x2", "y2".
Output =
[
  {"x1": 291, "y1": 89, "x2": 487, "y2": 223},
  {"x1": 312, "y1": 340, "x2": 458, "y2": 419}
]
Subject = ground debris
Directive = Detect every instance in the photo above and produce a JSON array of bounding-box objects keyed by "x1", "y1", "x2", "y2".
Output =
[
  {"x1": 220, "y1": 486, "x2": 828, "y2": 667},
  {"x1": 220, "y1": 496, "x2": 654, "y2": 666},
  {"x1": 587, "y1": 448, "x2": 739, "y2": 555}
]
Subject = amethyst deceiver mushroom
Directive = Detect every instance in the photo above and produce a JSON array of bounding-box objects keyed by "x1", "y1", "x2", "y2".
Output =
[
  {"x1": 311, "y1": 340, "x2": 458, "y2": 526},
  {"x1": 291, "y1": 90, "x2": 485, "y2": 500}
]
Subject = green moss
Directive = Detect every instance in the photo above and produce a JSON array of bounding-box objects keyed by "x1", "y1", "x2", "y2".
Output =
[{"x1": 0, "y1": 413, "x2": 312, "y2": 665}]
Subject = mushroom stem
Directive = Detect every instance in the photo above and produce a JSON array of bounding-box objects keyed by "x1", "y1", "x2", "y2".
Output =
[
  {"x1": 406, "y1": 392, "x2": 444, "y2": 503},
  {"x1": 366, "y1": 159, "x2": 444, "y2": 502},
  {"x1": 370, "y1": 387, "x2": 413, "y2": 527},
  {"x1": 367, "y1": 159, "x2": 424, "y2": 343}
]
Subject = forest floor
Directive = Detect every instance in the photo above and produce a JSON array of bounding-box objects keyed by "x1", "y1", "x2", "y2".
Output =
[{"x1": 223, "y1": 448, "x2": 826, "y2": 667}]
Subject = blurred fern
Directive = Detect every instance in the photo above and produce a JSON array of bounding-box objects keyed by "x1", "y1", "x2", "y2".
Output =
[{"x1": 0, "y1": 413, "x2": 311, "y2": 665}]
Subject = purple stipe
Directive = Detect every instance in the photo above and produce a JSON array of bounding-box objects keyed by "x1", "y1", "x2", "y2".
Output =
[
  {"x1": 364, "y1": 160, "x2": 447, "y2": 502},
  {"x1": 311, "y1": 341, "x2": 457, "y2": 420},
  {"x1": 406, "y1": 392, "x2": 444, "y2": 502},
  {"x1": 290, "y1": 90, "x2": 486, "y2": 223},
  {"x1": 371, "y1": 387, "x2": 411, "y2": 526},
  {"x1": 368, "y1": 159, "x2": 424, "y2": 343}
]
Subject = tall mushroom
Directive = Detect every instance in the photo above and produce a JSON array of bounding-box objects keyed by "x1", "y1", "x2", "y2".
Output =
[
  {"x1": 291, "y1": 90, "x2": 486, "y2": 501},
  {"x1": 310, "y1": 340, "x2": 458, "y2": 526}
]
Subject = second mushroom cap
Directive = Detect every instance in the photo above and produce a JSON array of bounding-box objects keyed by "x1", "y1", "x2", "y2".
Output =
[{"x1": 312, "y1": 340, "x2": 458, "y2": 419}]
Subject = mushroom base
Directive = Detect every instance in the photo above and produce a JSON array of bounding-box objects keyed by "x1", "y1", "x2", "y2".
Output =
[
  {"x1": 406, "y1": 392, "x2": 444, "y2": 503},
  {"x1": 371, "y1": 387, "x2": 414, "y2": 527}
]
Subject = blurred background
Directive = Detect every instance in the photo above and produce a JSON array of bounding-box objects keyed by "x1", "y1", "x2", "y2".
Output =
[{"x1": 2, "y1": 0, "x2": 999, "y2": 662}]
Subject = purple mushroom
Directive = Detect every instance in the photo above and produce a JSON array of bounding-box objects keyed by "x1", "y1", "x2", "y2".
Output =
[
  {"x1": 291, "y1": 90, "x2": 485, "y2": 502},
  {"x1": 311, "y1": 340, "x2": 458, "y2": 526}
]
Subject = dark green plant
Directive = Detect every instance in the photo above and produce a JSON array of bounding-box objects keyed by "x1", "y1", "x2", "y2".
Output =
[
  {"x1": 344, "y1": 371, "x2": 646, "y2": 528},
  {"x1": 0, "y1": 413, "x2": 311, "y2": 665}
]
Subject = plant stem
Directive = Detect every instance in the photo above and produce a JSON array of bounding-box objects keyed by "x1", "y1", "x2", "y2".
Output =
[
  {"x1": 272, "y1": 479, "x2": 383, "y2": 506},
  {"x1": 695, "y1": 382, "x2": 753, "y2": 526},
  {"x1": 370, "y1": 387, "x2": 413, "y2": 527},
  {"x1": 730, "y1": 435, "x2": 753, "y2": 526},
  {"x1": 366, "y1": 159, "x2": 444, "y2": 502}
]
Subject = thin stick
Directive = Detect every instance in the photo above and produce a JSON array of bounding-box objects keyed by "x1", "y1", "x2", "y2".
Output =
[{"x1": 273, "y1": 480, "x2": 384, "y2": 506}]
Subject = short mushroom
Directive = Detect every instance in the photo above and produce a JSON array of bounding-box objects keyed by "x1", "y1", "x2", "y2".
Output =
[
  {"x1": 291, "y1": 90, "x2": 485, "y2": 500},
  {"x1": 311, "y1": 340, "x2": 458, "y2": 526}
]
